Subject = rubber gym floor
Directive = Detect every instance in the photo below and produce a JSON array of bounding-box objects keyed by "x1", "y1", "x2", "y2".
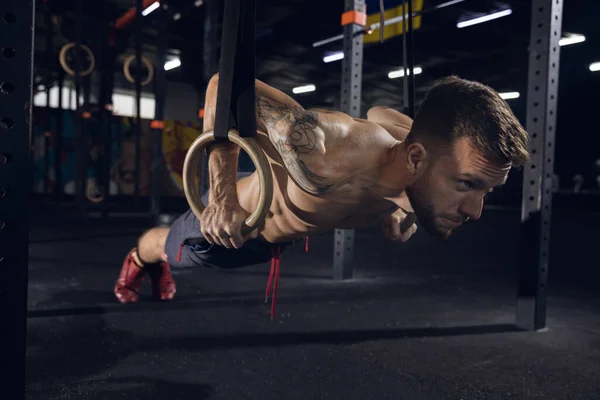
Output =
[{"x1": 26, "y1": 207, "x2": 600, "y2": 399}]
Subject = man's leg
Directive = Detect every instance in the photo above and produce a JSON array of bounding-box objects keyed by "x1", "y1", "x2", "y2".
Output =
[
  {"x1": 114, "y1": 172, "x2": 292, "y2": 304},
  {"x1": 137, "y1": 227, "x2": 169, "y2": 264}
]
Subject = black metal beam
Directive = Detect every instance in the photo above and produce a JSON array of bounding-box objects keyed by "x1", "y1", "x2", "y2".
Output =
[
  {"x1": 134, "y1": 0, "x2": 143, "y2": 201},
  {"x1": 199, "y1": 0, "x2": 219, "y2": 195},
  {"x1": 517, "y1": 0, "x2": 563, "y2": 331},
  {"x1": 0, "y1": 0, "x2": 35, "y2": 398},
  {"x1": 152, "y1": 2, "x2": 168, "y2": 217},
  {"x1": 74, "y1": 0, "x2": 86, "y2": 214},
  {"x1": 43, "y1": 2, "x2": 52, "y2": 195},
  {"x1": 55, "y1": 69, "x2": 64, "y2": 201},
  {"x1": 98, "y1": 13, "x2": 115, "y2": 219},
  {"x1": 405, "y1": 0, "x2": 415, "y2": 118}
]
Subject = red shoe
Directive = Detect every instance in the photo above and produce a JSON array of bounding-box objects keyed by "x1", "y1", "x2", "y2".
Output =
[
  {"x1": 114, "y1": 248, "x2": 146, "y2": 304},
  {"x1": 147, "y1": 261, "x2": 176, "y2": 301}
]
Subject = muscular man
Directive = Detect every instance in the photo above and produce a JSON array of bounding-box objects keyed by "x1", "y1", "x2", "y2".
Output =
[{"x1": 114, "y1": 74, "x2": 530, "y2": 304}]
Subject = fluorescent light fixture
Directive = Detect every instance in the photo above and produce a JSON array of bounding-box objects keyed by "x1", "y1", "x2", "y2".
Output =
[
  {"x1": 164, "y1": 58, "x2": 181, "y2": 71},
  {"x1": 590, "y1": 62, "x2": 600, "y2": 72},
  {"x1": 457, "y1": 9, "x2": 512, "y2": 28},
  {"x1": 499, "y1": 92, "x2": 520, "y2": 100},
  {"x1": 142, "y1": 1, "x2": 160, "y2": 16},
  {"x1": 559, "y1": 33, "x2": 585, "y2": 47},
  {"x1": 434, "y1": 0, "x2": 466, "y2": 10},
  {"x1": 388, "y1": 66, "x2": 422, "y2": 79},
  {"x1": 323, "y1": 51, "x2": 344, "y2": 63},
  {"x1": 292, "y1": 84, "x2": 316, "y2": 94}
]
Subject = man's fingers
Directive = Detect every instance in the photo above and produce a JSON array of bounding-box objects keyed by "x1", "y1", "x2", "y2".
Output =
[
  {"x1": 219, "y1": 233, "x2": 234, "y2": 249},
  {"x1": 391, "y1": 218, "x2": 401, "y2": 239},
  {"x1": 202, "y1": 230, "x2": 215, "y2": 245},
  {"x1": 222, "y1": 237, "x2": 235, "y2": 249},
  {"x1": 242, "y1": 227, "x2": 259, "y2": 241},
  {"x1": 400, "y1": 212, "x2": 417, "y2": 234},
  {"x1": 230, "y1": 235, "x2": 244, "y2": 249},
  {"x1": 211, "y1": 230, "x2": 226, "y2": 247},
  {"x1": 399, "y1": 223, "x2": 417, "y2": 242}
]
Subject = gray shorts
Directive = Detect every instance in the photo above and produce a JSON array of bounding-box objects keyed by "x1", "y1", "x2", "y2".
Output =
[{"x1": 164, "y1": 177, "x2": 295, "y2": 269}]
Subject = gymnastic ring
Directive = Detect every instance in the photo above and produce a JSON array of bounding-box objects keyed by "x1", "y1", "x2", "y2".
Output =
[
  {"x1": 182, "y1": 129, "x2": 273, "y2": 237},
  {"x1": 58, "y1": 43, "x2": 96, "y2": 77},
  {"x1": 123, "y1": 55, "x2": 154, "y2": 86},
  {"x1": 85, "y1": 182, "x2": 105, "y2": 203}
]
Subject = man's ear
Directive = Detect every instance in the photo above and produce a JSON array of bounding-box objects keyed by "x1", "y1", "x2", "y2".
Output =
[{"x1": 405, "y1": 142, "x2": 427, "y2": 175}]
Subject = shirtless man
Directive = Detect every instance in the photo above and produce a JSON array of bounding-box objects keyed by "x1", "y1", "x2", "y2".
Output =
[{"x1": 114, "y1": 74, "x2": 530, "y2": 304}]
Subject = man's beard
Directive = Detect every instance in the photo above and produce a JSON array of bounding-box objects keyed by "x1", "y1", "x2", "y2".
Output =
[{"x1": 405, "y1": 179, "x2": 453, "y2": 240}]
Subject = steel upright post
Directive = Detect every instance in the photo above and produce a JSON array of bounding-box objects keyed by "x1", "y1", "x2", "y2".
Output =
[
  {"x1": 0, "y1": 0, "x2": 35, "y2": 398},
  {"x1": 516, "y1": 0, "x2": 563, "y2": 331},
  {"x1": 333, "y1": 0, "x2": 366, "y2": 280}
]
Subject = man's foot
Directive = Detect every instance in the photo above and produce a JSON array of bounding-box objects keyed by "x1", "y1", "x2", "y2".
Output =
[
  {"x1": 147, "y1": 261, "x2": 176, "y2": 301},
  {"x1": 114, "y1": 248, "x2": 146, "y2": 304}
]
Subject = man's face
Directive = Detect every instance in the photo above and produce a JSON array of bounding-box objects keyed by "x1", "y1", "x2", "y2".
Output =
[{"x1": 405, "y1": 138, "x2": 511, "y2": 239}]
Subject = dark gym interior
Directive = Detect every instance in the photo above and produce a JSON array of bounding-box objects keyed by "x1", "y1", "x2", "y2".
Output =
[{"x1": 2, "y1": 0, "x2": 600, "y2": 398}]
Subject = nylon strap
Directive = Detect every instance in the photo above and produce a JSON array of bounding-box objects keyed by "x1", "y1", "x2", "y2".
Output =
[{"x1": 214, "y1": 0, "x2": 257, "y2": 139}]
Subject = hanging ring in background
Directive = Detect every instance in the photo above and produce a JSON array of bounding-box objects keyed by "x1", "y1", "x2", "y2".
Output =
[
  {"x1": 58, "y1": 43, "x2": 96, "y2": 77},
  {"x1": 123, "y1": 55, "x2": 154, "y2": 86}
]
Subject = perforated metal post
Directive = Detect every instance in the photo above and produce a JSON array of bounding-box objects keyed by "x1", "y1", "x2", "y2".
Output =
[
  {"x1": 333, "y1": 0, "x2": 365, "y2": 280},
  {"x1": 516, "y1": 0, "x2": 562, "y2": 331},
  {"x1": 0, "y1": 0, "x2": 35, "y2": 397}
]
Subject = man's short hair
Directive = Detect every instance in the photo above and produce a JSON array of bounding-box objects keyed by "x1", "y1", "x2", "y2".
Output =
[{"x1": 405, "y1": 76, "x2": 530, "y2": 167}]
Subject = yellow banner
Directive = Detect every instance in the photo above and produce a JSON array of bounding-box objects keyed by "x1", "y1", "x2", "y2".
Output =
[{"x1": 364, "y1": 0, "x2": 424, "y2": 44}]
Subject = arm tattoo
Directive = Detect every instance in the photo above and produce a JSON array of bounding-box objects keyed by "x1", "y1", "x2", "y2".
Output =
[{"x1": 255, "y1": 95, "x2": 333, "y2": 195}]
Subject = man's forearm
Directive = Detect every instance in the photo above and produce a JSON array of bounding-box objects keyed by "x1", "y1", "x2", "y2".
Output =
[
  {"x1": 206, "y1": 143, "x2": 239, "y2": 204},
  {"x1": 203, "y1": 74, "x2": 240, "y2": 204}
]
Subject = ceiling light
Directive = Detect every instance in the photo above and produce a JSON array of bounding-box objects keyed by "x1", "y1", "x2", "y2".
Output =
[
  {"x1": 388, "y1": 66, "x2": 422, "y2": 79},
  {"x1": 590, "y1": 62, "x2": 600, "y2": 72},
  {"x1": 142, "y1": 1, "x2": 160, "y2": 16},
  {"x1": 173, "y1": 12, "x2": 181, "y2": 20},
  {"x1": 559, "y1": 33, "x2": 585, "y2": 47},
  {"x1": 457, "y1": 9, "x2": 512, "y2": 28},
  {"x1": 499, "y1": 92, "x2": 520, "y2": 100},
  {"x1": 292, "y1": 85, "x2": 316, "y2": 94},
  {"x1": 195, "y1": 0, "x2": 204, "y2": 6},
  {"x1": 164, "y1": 58, "x2": 181, "y2": 71},
  {"x1": 323, "y1": 52, "x2": 344, "y2": 63}
]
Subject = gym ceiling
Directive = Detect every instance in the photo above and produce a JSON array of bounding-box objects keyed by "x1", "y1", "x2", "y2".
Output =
[{"x1": 35, "y1": 0, "x2": 599, "y2": 114}]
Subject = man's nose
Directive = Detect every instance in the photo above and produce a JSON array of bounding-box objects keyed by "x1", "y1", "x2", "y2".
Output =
[{"x1": 459, "y1": 195, "x2": 484, "y2": 221}]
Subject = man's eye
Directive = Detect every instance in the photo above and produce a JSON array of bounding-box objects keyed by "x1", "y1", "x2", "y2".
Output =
[{"x1": 458, "y1": 180, "x2": 473, "y2": 190}]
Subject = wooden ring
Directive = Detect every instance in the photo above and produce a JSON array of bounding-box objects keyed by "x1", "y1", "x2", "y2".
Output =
[
  {"x1": 85, "y1": 182, "x2": 105, "y2": 203},
  {"x1": 182, "y1": 129, "x2": 273, "y2": 236},
  {"x1": 123, "y1": 55, "x2": 154, "y2": 86},
  {"x1": 58, "y1": 43, "x2": 96, "y2": 77}
]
